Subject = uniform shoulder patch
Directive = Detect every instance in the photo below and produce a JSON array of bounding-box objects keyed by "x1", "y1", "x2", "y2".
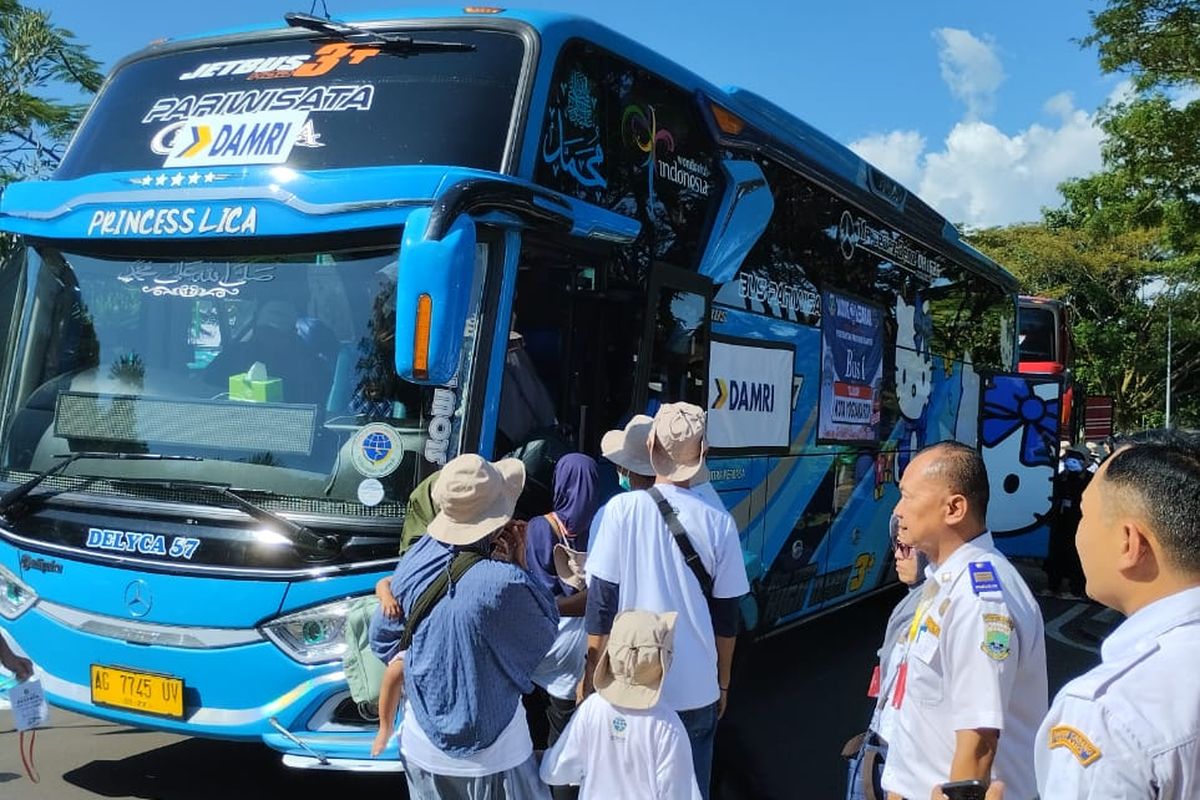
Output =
[
  {"x1": 980, "y1": 613, "x2": 1013, "y2": 660},
  {"x1": 1048, "y1": 724, "x2": 1102, "y2": 767},
  {"x1": 969, "y1": 561, "x2": 1002, "y2": 595}
]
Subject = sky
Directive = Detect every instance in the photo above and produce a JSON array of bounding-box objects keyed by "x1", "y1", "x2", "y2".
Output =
[{"x1": 45, "y1": 0, "x2": 1124, "y2": 228}]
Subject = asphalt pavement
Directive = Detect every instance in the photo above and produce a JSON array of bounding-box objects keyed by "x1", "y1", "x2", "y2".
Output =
[{"x1": 0, "y1": 564, "x2": 1120, "y2": 800}]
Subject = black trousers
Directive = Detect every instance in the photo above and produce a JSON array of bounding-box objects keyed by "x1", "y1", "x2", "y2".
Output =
[{"x1": 524, "y1": 686, "x2": 579, "y2": 800}]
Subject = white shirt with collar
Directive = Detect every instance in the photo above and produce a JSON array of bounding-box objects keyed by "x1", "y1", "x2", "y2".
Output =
[
  {"x1": 1035, "y1": 585, "x2": 1200, "y2": 799},
  {"x1": 880, "y1": 532, "x2": 1047, "y2": 800}
]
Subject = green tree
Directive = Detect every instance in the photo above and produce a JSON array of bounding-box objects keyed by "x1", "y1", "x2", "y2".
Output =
[
  {"x1": 1052, "y1": 0, "x2": 1200, "y2": 270},
  {"x1": 0, "y1": 0, "x2": 102, "y2": 183},
  {"x1": 969, "y1": 224, "x2": 1200, "y2": 430}
]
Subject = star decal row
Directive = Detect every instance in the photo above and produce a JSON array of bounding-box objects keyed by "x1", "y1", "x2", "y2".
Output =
[{"x1": 128, "y1": 172, "x2": 232, "y2": 187}]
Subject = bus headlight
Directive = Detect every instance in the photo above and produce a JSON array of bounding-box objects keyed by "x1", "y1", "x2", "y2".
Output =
[
  {"x1": 261, "y1": 599, "x2": 358, "y2": 665},
  {"x1": 0, "y1": 564, "x2": 37, "y2": 619}
]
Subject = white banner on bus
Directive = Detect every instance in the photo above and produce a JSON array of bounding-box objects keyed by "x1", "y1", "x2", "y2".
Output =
[{"x1": 708, "y1": 339, "x2": 793, "y2": 450}]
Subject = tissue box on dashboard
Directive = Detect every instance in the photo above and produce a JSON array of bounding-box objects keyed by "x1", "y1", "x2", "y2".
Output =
[{"x1": 229, "y1": 362, "x2": 282, "y2": 403}]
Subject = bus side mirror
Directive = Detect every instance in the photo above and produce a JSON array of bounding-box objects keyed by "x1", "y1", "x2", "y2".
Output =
[
  {"x1": 394, "y1": 207, "x2": 477, "y2": 385},
  {"x1": 698, "y1": 159, "x2": 774, "y2": 285}
]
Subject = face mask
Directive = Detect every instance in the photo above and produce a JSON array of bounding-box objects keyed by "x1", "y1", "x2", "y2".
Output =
[{"x1": 618, "y1": 473, "x2": 632, "y2": 492}]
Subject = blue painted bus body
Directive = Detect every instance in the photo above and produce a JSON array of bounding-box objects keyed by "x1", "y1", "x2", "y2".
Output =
[{"x1": 0, "y1": 8, "x2": 1055, "y2": 768}]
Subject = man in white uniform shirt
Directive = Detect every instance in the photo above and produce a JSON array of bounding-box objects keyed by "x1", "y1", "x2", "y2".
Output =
[
  {"x1": 1036, "y1": 430, "x2": 1200, "y2": 799},
  {"x1": 880, "y1": 442, "x2": 1047, "y2": 800},
  {"x1": 584, "y1": 402, "x2": 750, "y2": 800}
]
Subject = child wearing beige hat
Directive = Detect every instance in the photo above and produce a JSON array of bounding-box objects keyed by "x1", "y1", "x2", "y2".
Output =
[{"x1": 540, "y1": 610, "x2": 701, "y2": 799}]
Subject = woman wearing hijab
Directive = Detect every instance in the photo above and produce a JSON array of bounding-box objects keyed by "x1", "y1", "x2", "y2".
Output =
[{"x1": 524, "y1": 453, "x2": 600, "y2": 799}]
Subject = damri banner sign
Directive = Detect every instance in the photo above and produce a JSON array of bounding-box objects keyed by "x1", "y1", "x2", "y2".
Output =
[{"x1": 708, "y1": 338, "x2": 794, "y2": 451}]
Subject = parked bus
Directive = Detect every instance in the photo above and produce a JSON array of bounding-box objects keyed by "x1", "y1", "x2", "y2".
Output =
[
  {"x1": 0, "y1": 8, "x2": 1059, "y2": 768},
  {"x1": 1018, "y1": 294, "x2": 1076, "y2": 440}
]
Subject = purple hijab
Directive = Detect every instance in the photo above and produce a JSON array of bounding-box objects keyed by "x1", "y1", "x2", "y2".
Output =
[
  {"x1": 552, "y1": 453, "x2": 600, "y2": 541},
  {"x1": 524, "y1": 453, "x2": 599, "y2": 596}
]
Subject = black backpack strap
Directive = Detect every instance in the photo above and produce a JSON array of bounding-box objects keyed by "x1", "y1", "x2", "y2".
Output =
[
  {"x1": 648, "y1": 486, "x2": 714, "y2": 599},
  {"x1": 397, "y1": 550, "x2": 486, "y2": 651}
]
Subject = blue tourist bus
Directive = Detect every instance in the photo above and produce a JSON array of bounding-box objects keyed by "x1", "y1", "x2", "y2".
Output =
[{"x1": 0, "y1": 8, "x2": 1059, "y2": 768}]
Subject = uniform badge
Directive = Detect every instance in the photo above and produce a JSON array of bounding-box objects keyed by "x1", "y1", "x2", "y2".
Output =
[
  {"x1": 1048, "y1": 725, "x2": 1102, "y2": 766},
  {"x1": 980, "y1": 613, "x2": 1013, "y2": 660},
  {"x1": 938, "y1": 598, "x2": 951, "y2": 616},
  {"x1": 969, "y1": 561, "x2": 1002, "y2": 594}
]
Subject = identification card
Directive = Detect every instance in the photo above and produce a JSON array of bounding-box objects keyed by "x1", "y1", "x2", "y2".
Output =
[{"x1": 10, "y1": 678, "x2": 48, "y2": 731}]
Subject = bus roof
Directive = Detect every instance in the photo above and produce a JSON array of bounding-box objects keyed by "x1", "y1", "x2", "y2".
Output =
[{"x1": 84, "y1": 7, "x2": 1019, "y2": 290}]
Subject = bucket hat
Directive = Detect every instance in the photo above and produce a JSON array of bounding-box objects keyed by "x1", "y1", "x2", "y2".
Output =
[
  {"x1": 600, "y1": 415, "x2": 655, "y2": 478},
  {"x1": 426, "y1": 454, "x2": 525, "y2": 545},
  {"x1": 594, "y1": 609, "x2": 677, "y2": 710},
  {"x1": 648, "y1": 403, "x2": 709, "y2": 483}
]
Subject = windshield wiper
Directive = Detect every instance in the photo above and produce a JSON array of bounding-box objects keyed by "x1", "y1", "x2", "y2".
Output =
[
  {"x1": 283, "y1": 12, "x2": 476, "y2": 55},
  {"x1": 110, "y1": 477, "x2": 342, "y2": 561},
  {"x1": 0, "y1": 452, "x2": 203, "y2": 520}
]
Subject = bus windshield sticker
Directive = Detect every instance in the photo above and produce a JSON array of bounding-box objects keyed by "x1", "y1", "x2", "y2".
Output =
[
  {"x1": 117, "y1": 262, "x2": 276, "y2": 290},
  {"x1": 357, "y1": 478, "x2": 385, "y2": 507},
  {"x1": 143, "y1": 85, "x2": 376, "y2": 125},
  {"x1": 163, "y1": 111, "x2": 307, "y2": 168},
  {"x1": 424, "y1": 383, "x2": 458, "y2": 467},
  {"x1": 350, "y1": 423, "x2": 405, "y2": 478},
  {"x1": 708, "y1": 339, "x2": 794, "y2": 450},
  {"x1": 178, "y1": 43, "x2": 382, "y2": 82},
  {"x1": 818, "y1": 290, "x2": 884, "y2": 443},
  {"x1": 86, "y1": 205, "x2": 259, "y2": 238}
]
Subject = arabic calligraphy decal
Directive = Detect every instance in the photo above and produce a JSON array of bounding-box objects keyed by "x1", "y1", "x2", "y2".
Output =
[
  {"x1": 541, "y1": 69, "x2": 606, "y2": 189},
  {"x1": 117, "y1": 262, "x2": 276, "y2": 289}
]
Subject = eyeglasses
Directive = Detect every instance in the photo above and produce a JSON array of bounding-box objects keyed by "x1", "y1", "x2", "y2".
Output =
[{"x1": 889, "y1": 515, "x2": 913, "y2": 559}]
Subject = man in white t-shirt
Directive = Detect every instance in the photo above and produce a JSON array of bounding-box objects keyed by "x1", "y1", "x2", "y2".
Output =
[
  {"x1": 583, "y1": 402, "x2": 750, "y2": 800},
  {"x1": 541, "y1": 609, "x2": 701, "y2": 799}
]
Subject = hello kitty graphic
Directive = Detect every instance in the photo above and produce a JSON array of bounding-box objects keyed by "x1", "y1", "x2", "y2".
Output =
[
  {"x1": 894, "y1": 295, "x2": 933, "y2": 473},
  {"x1": 895, "y1": 296, "x2": 932, "y2": 421},
  {"x1": 980, "y1": 375, "x2": 1060, "y2": 535}
]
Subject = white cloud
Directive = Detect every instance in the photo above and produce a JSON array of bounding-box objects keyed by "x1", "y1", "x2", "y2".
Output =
[
  {"x1": 1171, "y1": 84, "x2": 1200, "y2": 109},
  {"x1": 848, "y1": 31, "x2": 1106, "y2": 228},
  {"x1": 934, "y1": 28, "x2": 1005, "y2": 119},
  {"x1": 845, "y1": 130, "x2": 926, "y2": 187},
  {"x1": 916, "y1": 105, "x2": 1104, "y2": 227},
  {"x1": 1106, "y1": 79, "x2": 1136, "y2": 107}
]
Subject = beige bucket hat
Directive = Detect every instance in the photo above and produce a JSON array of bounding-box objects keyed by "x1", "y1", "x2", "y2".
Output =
[
  {"x1": 594, "y1": 609, "x2": 678, "y2": 710},
  {"x1": 600, "y1": 415, "x2": 655, "y2": 477},
  {"x1": 426, "y1": 454, "x2": 525, "y2": 546},
  {"x1": 648, "y1": 402, "x2": 709, "y2": 483}
]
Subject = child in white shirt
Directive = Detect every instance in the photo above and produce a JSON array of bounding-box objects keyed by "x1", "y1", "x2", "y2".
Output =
[{"x1": 540, "y1": 610, "x2": 701, "y2": 800}]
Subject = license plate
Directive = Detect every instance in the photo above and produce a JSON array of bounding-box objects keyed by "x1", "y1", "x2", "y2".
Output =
[{"x1": 90, "y1": 664, "x2": 184, "y2": 719}]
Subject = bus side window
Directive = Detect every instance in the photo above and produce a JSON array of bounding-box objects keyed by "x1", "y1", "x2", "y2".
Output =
[{"x1": 642, "y1": 277, "x2": 710, "y2": 413}]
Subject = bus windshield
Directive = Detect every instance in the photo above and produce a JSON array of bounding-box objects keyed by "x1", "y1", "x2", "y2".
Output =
[
  {"x1": 1019, "y1": 306, "x2": 1057, "y2": 363},
  {"x1": 0, "y1": 234, "x2": 478, "y2": 518},
  {"x1": 56, "y1": 27, "x2": 525, "y2": 178}
]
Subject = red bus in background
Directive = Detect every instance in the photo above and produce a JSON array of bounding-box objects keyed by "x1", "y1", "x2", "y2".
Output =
[{"x1": 1018, "y1": 295, "x2": 1076, "y2": 439}]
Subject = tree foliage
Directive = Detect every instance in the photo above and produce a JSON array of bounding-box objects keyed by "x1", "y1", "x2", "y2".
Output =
[
  {"x1": 0, "y1": 0, "x2": 101, "y2": 183},
  {"x1": 969, "y1": 224, "x2": 1200, "y2": 430},
  {"x1": 1053, "y1": 0, "x2": 1200, "y2": 271}
]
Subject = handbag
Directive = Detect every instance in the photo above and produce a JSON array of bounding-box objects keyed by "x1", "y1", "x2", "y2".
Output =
[{"x1": 546, "y1": 513, "x2": 588, "y2": 591}]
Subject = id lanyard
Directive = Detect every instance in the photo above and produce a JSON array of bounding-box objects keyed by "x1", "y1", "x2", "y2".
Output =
[{"x1": 892, "y1": 582, "x2": 940, "y2": 710}]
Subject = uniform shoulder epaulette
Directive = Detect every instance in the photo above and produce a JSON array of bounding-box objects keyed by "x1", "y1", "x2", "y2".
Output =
[{"x1": 969, "y1": 561, "x2": 1003, "y2": 596}]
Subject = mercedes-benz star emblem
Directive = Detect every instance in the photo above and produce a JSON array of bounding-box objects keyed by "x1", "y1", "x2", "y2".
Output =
[{"x1": 124, "y1": 580, "x2": 152, "y2": 618}]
